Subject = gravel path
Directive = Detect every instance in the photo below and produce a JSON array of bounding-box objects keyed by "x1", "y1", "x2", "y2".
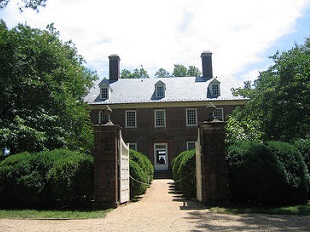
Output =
[{"x1": 1, "y1": 179, "x2": 309, "y2": 231}]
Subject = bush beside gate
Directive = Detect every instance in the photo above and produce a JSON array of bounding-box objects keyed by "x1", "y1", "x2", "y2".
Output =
[
  {"x1": 0, "y1": 149, "x2": 94, "y2": 209},
  {"x1": 227, "y1": 141, "x2": 309, "y2": 206}
]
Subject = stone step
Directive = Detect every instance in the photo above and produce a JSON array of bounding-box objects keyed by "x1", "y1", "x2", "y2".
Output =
[{"x1": 154, "y1": 170, "x2": 173, "y2": 179}]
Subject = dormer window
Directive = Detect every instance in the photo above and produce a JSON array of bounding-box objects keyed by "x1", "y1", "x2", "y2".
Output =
[
  {"x1": 212, "y1": 84, "x2": 219, "y2": 96},
  {"x1": 101, "y1": 87, "x2": 109, "y2": 99},
  {"x1": 155, "y1": 80, "x2": 166, "y2": 98},
  {"x1": 208, "y1": 78, "x2": 221, "y2": 97}
]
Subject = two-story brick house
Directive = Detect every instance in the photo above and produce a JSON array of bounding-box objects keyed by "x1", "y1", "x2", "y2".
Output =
[{"x1": 84, "y1": 52, "x2": 247, "y2": 171}]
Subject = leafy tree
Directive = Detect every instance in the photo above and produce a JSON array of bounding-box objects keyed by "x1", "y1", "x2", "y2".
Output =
[
  {"x1": 172, "y1": 64, "x2": 187, "y2": 77},
  {"x1": 120, "y1": 65, "x2": 149, "y2": 78},
  {"x1": 0, "y1": 0, "x2": 47, "y2": 11},
  {"x1": 172, "y1": 64, "x2": 202, "y2": 77},
  {"x1": 187, "y1": 65, "x2": 202, "y2": 77},
  {"x1": 227, "y1": 38, "x2": 310, "y2": 142},
  {"x1": 0, "y1": 21, "x2": 98, "y2": 154},
  {"x1": 155, "y1": 68, "x2": 171, "y2": 78}
]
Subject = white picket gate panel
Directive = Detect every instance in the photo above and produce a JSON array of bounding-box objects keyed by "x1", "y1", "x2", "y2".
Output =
[
  {"x1": 196, "y1": 128, "x2": 203, "y2": 202},
  {"x1": 119, "y1": 132, "x2": 130, "y2": 203}
]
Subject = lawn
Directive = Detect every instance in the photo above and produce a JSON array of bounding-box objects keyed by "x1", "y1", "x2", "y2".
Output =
[
  {"x1": 210, "y1": 202, "x2": 310, "y2": 216},
  {"x1": 0, "y1": 208, "x2": 112, "y2": 219}
]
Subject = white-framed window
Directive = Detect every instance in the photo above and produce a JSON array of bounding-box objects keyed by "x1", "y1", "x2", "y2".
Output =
[
  {"x1": 156, "y1": 85, "x2": 165, "y2": 98},
  {"x1": 100, "y1": 87, "x2": 109, "y2": 99},
  {"x1": 128, "y1": 143, "x2": 137, "y2": 151},
  {"x1": 125, "y1": 110, "x2": 137, "y2": 128},
  {"x1": 208, "y1": 78, "x2": 221, "y2": 97},
  {"x1": 154, "y1": 109, "x2": 166, "y2": 127},
  {"x1": 155, "y1": 80, "x2": 166, "y2": 98},
  {"x1": 213, "y1": 108, "x2": 224, "y2": 121},
  {"x1": 187, "y1": 141, "x2": 196, "y2": 151},
  {"x1": 212, "y1": 84, "x2": 220, "y2": 96},
  {"x1": 186, "y1": 108, "x2": 198, "y2": 126},
  {"x1": 99, "y1": 111, "x2": 109, "y2": 124}
]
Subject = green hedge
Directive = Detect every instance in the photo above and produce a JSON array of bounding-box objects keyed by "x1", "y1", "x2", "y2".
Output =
[
  {"x1": 227, "y1": 141, "x2": 309, "y2": 206},
  {"x1": 266, "y1": 141, "x2": 309, "y2": 204},
  {"x1": 129, "y1": 149, "x2": 153, "y2": 199},
  {"x1": 0, "y1": 149, "x2": 93, "y2": 208},
  {"x1": 172, "y1": 149, "x2": 196, "y2": 199}
]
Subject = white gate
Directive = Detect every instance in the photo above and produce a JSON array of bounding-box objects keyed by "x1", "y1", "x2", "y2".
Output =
[
  {"x1": 196, "y1": 128, "x2": 203, "y2": 201},
  {"x1": 119, "y1": 132, "x2": 130, "y2": 203}
]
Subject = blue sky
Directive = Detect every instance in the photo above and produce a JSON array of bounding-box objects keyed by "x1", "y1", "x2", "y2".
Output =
[{"x1": 1, "y1": 0, "x2": 309, "y2": 84}]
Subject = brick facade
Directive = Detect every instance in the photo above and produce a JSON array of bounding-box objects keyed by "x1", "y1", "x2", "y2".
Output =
[{"x1": 90, "y1": 103, "x2": 242, "y2": 170}]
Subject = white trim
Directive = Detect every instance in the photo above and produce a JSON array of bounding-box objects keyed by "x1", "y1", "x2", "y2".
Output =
[
  {"x1": 125, "y1": 110, "x2": 137, "y2": 128},
  {"x1": 213, "y1": 108, "x2": 224, "y2": 121},
  {"x1": 128, "y1": 143, "x2": 137, "y2": 151},
  {"x1": 186, "y1": 108, "x2": 198, "y2": 126},
  {"x1": 186, "y1": 141, "x2": 196, "y2": 150},
  {"x1": 154, "y1": 143, "x2": 168, "y2": 171},
  {"x1": 100, "y1": 87, "x2": 109, "y2": 99},
  {"x1": 154, "y1": 109, "x2": 166, "y2": 127}
]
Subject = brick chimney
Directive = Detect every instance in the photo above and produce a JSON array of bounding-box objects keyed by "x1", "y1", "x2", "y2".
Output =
[
  {"x1": 201, "y1": 51, "x2": 213, "y2": 78},
  {"x1": 109, "y1": 54, "x2": 120, "y2": 81}
]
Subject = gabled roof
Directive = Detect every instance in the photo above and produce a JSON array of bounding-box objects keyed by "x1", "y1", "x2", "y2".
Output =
[{"x1": 84, "y1": 76, "x2": 245, "y2": 105}]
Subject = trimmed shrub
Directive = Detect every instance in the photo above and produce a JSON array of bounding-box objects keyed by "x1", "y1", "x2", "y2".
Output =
[
  {"x1": 129, "y1": 149, "x2": 153, "y2": 199},
  {"x1": 266, "y1": 141, "x2": 309, "y2": 205},
  {"x1": 227, "y1": 141, "x2": 286, "y2": 205},
  {"x1": 172, "y1": 149, "x2": 196, "y2": 198},
  {"x1": 46, "y1": 149, "x2": 94, "y2": 207},
  {"x1": 0, "y1": 149, "x2": 94, "y2": 209},
  {"x1": 129, "y1": 159, "x2": 148, "y2": 199},
  {"x1": 294, "y1": 139, "x2": 310, "y2": 174},
  {"x1": 227, "y1": 141, "x2": 309, "y2": 206},
  {"x1": 129, "y1": 149, "x2": 153, "y2": 183}
]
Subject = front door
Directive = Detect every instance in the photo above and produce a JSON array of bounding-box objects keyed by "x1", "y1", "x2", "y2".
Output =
[{"x1": 154, "y1": 143, "x2": 168, "y2": 171}]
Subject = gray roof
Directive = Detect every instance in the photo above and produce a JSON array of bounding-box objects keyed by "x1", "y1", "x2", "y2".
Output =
[{"x1": 84, "y1": 76, "x2": 245, "y2": 105}]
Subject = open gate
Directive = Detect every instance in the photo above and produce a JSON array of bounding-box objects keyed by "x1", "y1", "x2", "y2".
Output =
[{"x1": 119, "y1": 132, "x2": 130, "y2": 203}]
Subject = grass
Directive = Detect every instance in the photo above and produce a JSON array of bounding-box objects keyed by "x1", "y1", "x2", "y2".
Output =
[
  {"x1": 210, "y1": 202, "x2": 310, "y2": 216},
  {"x1": 0, "y1": 208, "x2": 112, "y2": 219}
]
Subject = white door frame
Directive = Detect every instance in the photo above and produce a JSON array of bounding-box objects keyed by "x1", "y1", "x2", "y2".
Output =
[{"x1": 154, "y1": 143, "x2": 168, "y2": 171}]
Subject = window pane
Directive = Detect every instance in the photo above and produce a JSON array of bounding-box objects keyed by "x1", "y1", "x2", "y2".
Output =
[
  {"x1": 126, "y1": 111, "x2": 136, "y2": 127},
  {"x1": 155, "y1": 110, "x2": 165, "y2": 127},
  {"x1": 186, "y1": 109, "x2": 197, "y2": 125},
  {"x1": 213, "y1": 108, "x2": 223, "y2": 121},
  {"x1": 212, "y1": 85, "x2": 219, "y2": 95},
  {"x1": 156, "y1": 86, "x2": 164, "y2": 97},
  {"x1": 101, "y1": 87, "x2": 108, "y2": 99}
]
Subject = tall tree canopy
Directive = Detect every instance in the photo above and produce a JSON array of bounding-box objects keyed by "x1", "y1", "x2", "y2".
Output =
[
  {"x1": 172, "y1": 64, "x2": 202, "y2": 77},
  {"x1": 120, "y1": 65, "x2": 149, "y2": 78},
  {"x1": 227, "y1": 38, "x2": 310, "y2": 143},
  {"x1": 0, "y1": 21, "x2": 98, "y2": 154},
  {"x1": 155, "y1": 68, "x2": 171, "y2": 78},
  {"x1": 0, "y1": 0, "x2": 47, "y2": 11}
]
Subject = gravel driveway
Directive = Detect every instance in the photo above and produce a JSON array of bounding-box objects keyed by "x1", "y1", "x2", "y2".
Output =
[{"x1": 1, "y1": 179, "x2": 309, "y2": 231}]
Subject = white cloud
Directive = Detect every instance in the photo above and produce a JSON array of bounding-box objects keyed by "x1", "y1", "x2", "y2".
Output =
[{"x1": 1, "y1": 0, "x2": 309, "y2": 80}]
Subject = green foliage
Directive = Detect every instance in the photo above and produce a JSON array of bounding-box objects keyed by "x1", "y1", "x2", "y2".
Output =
[
  {"x1": 129, "y1": 149, "x2": 153, "y2": 199},
  {"x1": 0, "y1": 21, "x2": 98, "y2": 154},
  {"x1": 228, "y1": 37, "x2": 310, "y2": 142},
  {"x1": 172, "y1": 64, "x2": 202, "y2": 77},
  {"x1": 227, "y1": 141, "x2": 309, "y2": 206},
  {"x1": 172, "y1": 149, "x2": 196, "y2": 198},
  {"x1": 266, "y1": 141, "x2": 309, "y2": 203},
  {"x1": 120, "y1": 66, "x2": 149, "y2": 78},
  {"x1": 129, "y1": 149, "x2": 153, "y2": 183},
  {"x1": 155, "y1": 68, "x2": 171, "y2": 78},
  {"x1": 0, "y1": 149, "x2": 94, "y2": 208},
  {"x1": 225, "y1": 107, "x2": 264, "y2": 145},
  {"x1": 294, "y1": 139, "x2": 310, "y2": 175},
  {"x1": 0, "y1": 0, "x2": 47, "y2": 11}
]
